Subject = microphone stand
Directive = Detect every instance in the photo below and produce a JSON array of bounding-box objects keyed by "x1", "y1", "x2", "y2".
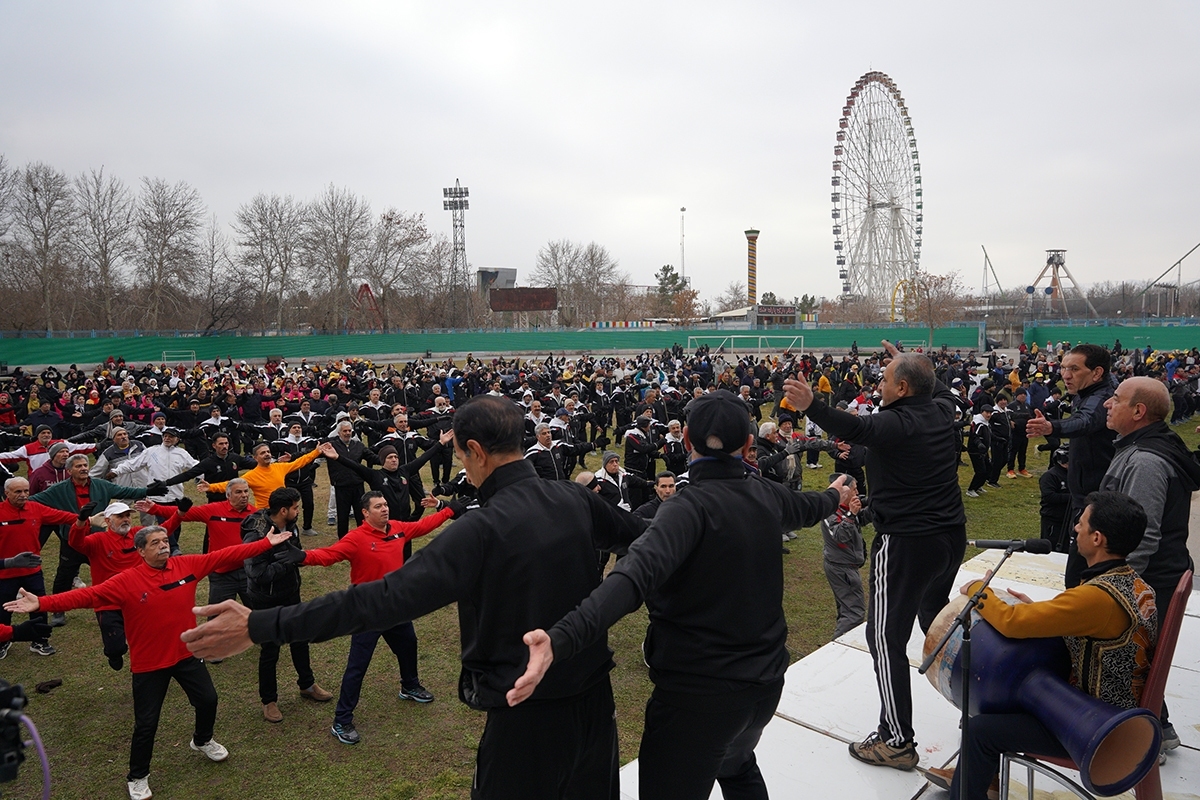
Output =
[{"x1": 919, "y1": 545, "x2": 1018, "y2": 800}]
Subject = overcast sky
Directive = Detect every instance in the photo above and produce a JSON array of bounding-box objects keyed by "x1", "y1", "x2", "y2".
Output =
[{"x1": 2, "y1": 1, "x2": 1197, "y2": 306}]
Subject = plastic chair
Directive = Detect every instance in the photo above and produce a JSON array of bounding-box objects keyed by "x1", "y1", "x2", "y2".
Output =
[{"x1": 1012, "y1": 569, "x2": 1193, "y2": 800}]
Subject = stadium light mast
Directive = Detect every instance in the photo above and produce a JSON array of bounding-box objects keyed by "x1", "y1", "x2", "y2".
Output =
[
  {"x1": 680, "y1": 207, "x2": 687, "y2": 284},
  {"x1": 442, "y1": 179, "x2": 469, "y2": 326}
]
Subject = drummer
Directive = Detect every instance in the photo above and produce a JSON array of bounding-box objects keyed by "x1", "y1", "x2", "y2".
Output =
[{"x1": 927, "y1": 490, "x2": 1156, "y2": 799}]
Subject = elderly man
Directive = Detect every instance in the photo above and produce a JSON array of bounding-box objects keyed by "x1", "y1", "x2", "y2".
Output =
[
  {"x1": 113, "y1": 427, "x2": 199, "y2": 552},
  {"x1": 67, "y1": 501, "x2": 179, "y2": 670},
  {"x1": 90, "y1": 428, "x2": 148, "y2": 490},
  {"x1": 5, "y1": 524, "x2": 290, "y2": 800},
  {"x1": 325, "y1": 419, "x2": 380, "y2": 538},
  {"x1": 31, "y1": 453, "x2": 156, "y2": 625},
  {"x1": 784, "y1": 341, "x2": 966, "y2": 772},
  {"x1": 1098, "y1": 375, "x2": 1198, "y2": 750},
  {"x1": 1, "y1": 424, "x2": 96, "y2": 474},
  {"x1": 0, "y1": 477, "x2": 78, "y2": 657}
]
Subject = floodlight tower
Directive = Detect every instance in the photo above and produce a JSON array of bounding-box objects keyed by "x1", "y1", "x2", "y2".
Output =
[{"x1": 442, "y1": 179, "x2": 470, "y2": 326}]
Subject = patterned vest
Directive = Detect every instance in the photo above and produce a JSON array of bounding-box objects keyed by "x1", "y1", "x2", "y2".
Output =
[{"x1": 1064, "y1": 564, "x2": 1157, "y2": 710}]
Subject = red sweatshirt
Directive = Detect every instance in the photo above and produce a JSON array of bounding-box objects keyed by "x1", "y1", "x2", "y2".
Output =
[
  {"x1": 151, "y1": 501, "x2": 257, "y2": 557},
  {"x1": 40, "y1": 539, "x2": 273, "y2": 672},
  {"x1": 302, "y1": 507, "x2": 453, "y2": 584},
  {"x1": 0, "y1": 500, "x2": 79, "y2": 579},
  {"x1": 67, "y1": 520, "x2": 181, "y2": 610}
]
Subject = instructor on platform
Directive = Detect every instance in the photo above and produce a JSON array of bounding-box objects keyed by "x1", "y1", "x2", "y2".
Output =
[{"x1": 783, "y1": 340, "x2": 967, "y2": 772}]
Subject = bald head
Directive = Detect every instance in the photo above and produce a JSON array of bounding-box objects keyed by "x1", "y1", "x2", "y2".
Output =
[{"x1": 1105, "y1": 376, "x2": 1170, "y2": 436}]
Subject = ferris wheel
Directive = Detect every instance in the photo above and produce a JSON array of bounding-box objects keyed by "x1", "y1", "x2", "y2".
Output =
[{"x1": 831, "y1": 71, "x2": 923, "y2": 304}]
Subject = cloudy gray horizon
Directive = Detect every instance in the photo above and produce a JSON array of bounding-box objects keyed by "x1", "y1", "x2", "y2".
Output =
[{"x1": 2, "y1": 1, "x2": 1196, "y2": 309}]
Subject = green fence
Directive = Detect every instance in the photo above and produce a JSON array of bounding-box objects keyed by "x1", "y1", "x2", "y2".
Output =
[
  {"x1": 0, "y1": 325, "x2": 983, "y2": 367},
  {"x1": 1024, "y1": 324, "x2": 1200, "y2": 352}
]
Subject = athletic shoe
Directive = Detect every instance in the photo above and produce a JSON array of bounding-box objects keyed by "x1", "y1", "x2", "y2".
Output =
[
  {"x1": 848, "y1": 731, "x2": 919, "y2": 771},
  {"x1": 49, "y1": 613, "x2": 66, "y2": 627},
  {"x1": 326, "y1": 517, "x2": 336, "y2": 526},
  {"x1": 300, "y1": 683, "x2": 334, "y2": 702},
  {"x1": 190, "y1": 738, "x2": 229, "y2": 762},
  {"x1": 1018, "y1": 470, "x2": 1032, "y2": 478},
  {"x1": 301, "y1": 528, "x2": 318, "y2": 537},
  {"x1": 986, "y1": 482, "x2": 1002, "y2": 489},
  {"x1": 977, "y1": 486, "x2": 987, "y2": 493},
  {"x1": 398, "y1": 685, "x2": 435, "y2": 703},
  {"x1": 925, "y1": 766, "x2": 999, "y2": 799},
  {"x1": 263, "y1": 702, "x2": 283, "y2": 723},
  {"x1": 966, "y1": 490, "x2": 980, "y2": 498},
  {"x1": 0, "y1": 643, "x2": 9, "y2": 660},
  {"x1": 1162, "y1": 722, "x2": 1180, "y2": 750},
  {"x1": 781, "y1": 547, "x2": 791, "y2": 554},
  {"x1": 29, "y1": 642, "x2": 56, "y2": 656},
  {"x1": 72, "y1": 576, "x2": 88, "y2": 589},
  {"x1": 127, "y1": 776, "x2": 153, "y2": 800},
  {"x1": 1006, "y1": 471, "x2": 1017, "y2": 479},
  {"x1": 331, "y1": 722, "x2": 361, "y2": 745},
  {"x1": 784, "y1": 531, "x2": 798, "y2": 540}
]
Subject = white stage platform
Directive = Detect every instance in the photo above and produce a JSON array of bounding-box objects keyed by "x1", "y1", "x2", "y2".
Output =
[{"x1": 618, "y1": 552, "x2": 1200, "y2": 799}]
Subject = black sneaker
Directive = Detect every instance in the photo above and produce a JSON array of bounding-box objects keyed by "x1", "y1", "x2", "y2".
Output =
[
  {"x1": 29, "y1": 642, "x2": 56, "y2": 656},
  {"x1": 331, "y1": 722, "x2": 360, "y2": 745},
  {"x1": 49, "y1": 613, "x2": 66, "y2": 628},
  {"x1": 399, "y1": 685, "x2": 435, "y2": 704},
  {"x1": 0, "y1": 642, "x2": 10, "y2": 660}
]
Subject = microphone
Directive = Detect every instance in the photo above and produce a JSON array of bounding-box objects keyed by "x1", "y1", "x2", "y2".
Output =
[{"x1": 968, "y1": 539, "x2": 1053, "y2": 554}]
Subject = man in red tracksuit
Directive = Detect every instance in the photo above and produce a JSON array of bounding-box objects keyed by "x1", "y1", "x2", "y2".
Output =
[
  {"x1": 143, "y1": 478, "x2": 257, "y2": 607},
  {"x1": 296, "y1": 490, "x2": 455, "y2": 745},
  {"x1": 5, "y1": 523, "x2": 290, "y2": 800},
  {"x1": 67, "y1": 501, "x2": 180, "y2": 670},
  {"x1": 0, "y1": 476, "x2": 78, "y2": 657}
]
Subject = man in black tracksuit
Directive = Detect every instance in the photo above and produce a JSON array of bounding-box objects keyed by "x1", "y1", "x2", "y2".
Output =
[
  {"x1": 782, "y1": 344, "x2": 967, "y2": 772},
  {"x1": 185, "y1": 396, "x2": 647, "y2": 800},
  {"x1": 326, "y1": 420, "x2": 380, "y2": 538},
  {"x1": 512, "y1": 392, "x2": 848, "y2": 800}
]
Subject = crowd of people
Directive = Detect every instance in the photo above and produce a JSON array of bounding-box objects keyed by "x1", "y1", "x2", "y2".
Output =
[{"x1": 0, "y1": 336, "x2": 1193, "y2": 799}]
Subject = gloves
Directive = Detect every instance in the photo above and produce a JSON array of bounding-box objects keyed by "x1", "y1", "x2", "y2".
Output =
[
  {"x1": 273, "y1": 547, "x2": 306, "y2": 566},
  {"x1": 145, "y1": 480, "x2": 167, "y2": 496},
  {"x1": 10, "y1": 620, "x2": 52, "y2": 642},
  {"x1": 3, "y1": 552, "x2": 42, "y2": 570},
  {"x1": 175, "y1": 497, "x2": 193, "y2": 514},
  {"x1": 77, "y1": 501, "x2": 99, "y2": 522},
  {"x1": 785, "y1": 439, "x2": 804, "y2": 454},
  {"x1": 579, "y1": 442, "x2": 596, "y2": 454},
  {"x1": 446, "y1": 500, "x2": 469, "y2": 518}
]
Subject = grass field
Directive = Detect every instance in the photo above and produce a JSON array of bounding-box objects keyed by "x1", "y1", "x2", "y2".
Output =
[{"x1": 5, "y1": 424, "x2": 1197, "y2": 799}]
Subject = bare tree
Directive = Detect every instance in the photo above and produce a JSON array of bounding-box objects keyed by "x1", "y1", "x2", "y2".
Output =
[
  {"x1": 900, "y1": 270, "x2": 971, "y2": 349},
  {"x1": 363, "y1": 209, "x2": 431, "y2": 331},
  {"x1": 530, "y1": 239, "x2": 627, "y2": 325},
  {"x1": 73, "y1": 168, "x2": 136, "y2": 330},
  {"x1": 194, "y1": 216, "x2": 250, "y2": 333},
  {"x1": 8, "y1": 163, "x2": 76, "y2": 332},
  {"x1": 303, "y1": 185, "x2": 372, "y2": 331},
  {"x1": 0, "y1": 154, "x2": 16, "y2": 242},
  {"x1": 135, "y1": 177, "x2": 204, "y2": 329},
  {"x1": 234, "y1": 193, "x2": 305, "y2": 330},
  {"x1": 713, "y1": 279, "x2": 748, "y2": 313}
]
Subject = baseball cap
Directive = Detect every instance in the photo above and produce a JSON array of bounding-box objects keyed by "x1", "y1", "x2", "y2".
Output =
[
  {"x1": 686, "y1": 392, "x2": 753, "y2": 456},
  {"x1": 103, "y1": 502, "x2": 132, "y2": 517}
]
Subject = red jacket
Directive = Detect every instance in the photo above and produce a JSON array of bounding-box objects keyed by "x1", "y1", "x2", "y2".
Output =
[
  {"x1": 151, "y1": 500, "x2": 257, "y2": 558},
  {"x1": 40, "y1": 539, "x2": 273, "y2": 672},
  {"x1": 302, "y1": 508, "x2": 453, "y2": 584},
  {"x1": 0, "y1": 500, "x2": 78, "y2": 579}
]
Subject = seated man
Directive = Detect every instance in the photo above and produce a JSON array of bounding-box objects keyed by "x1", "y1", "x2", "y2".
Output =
[{"x1": 928, "y1": 490, "x2": 1157, "y2": 799}]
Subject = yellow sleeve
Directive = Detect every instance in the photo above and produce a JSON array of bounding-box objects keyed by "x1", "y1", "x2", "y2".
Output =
[
  {"x1": 971, "y1": 582, "x2": 1130, "y2": 641},
  {"x1": 285, "y1": 446, "x2": 323, "y2": 472},
  {"x1": 207, "y1": 480, "x2": 228, "y2": 494}
]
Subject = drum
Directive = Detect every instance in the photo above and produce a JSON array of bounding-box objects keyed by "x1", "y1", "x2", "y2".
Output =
[{"x1": 922, "y1": 595, "x2": 1160, "y2": 795}]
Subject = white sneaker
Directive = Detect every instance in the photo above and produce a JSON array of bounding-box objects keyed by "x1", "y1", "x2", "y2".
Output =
[
  {"x1": 127, "y1": 776, "x2": 153, "y2": 800},
  {"x1": 190, "y1": 738, "x2": 229, "y2": 762},
  {"x1": 73, "y1": 576, "x2": 88, "y2": 589}
]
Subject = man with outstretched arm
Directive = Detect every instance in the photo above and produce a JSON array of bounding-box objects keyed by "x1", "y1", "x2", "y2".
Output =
[
  {"x1": 510, "y1": 391, "x2": 852, "y2": 800},
  {"x1": 781, "y1": 340, "x2": 967, "y2": 772},
  {"x1": 5, "y1": 524, "x2": 290, "y2": 800},
  {"x1": 181, "y1": 395, "x2": 646, "y2": 800}
]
